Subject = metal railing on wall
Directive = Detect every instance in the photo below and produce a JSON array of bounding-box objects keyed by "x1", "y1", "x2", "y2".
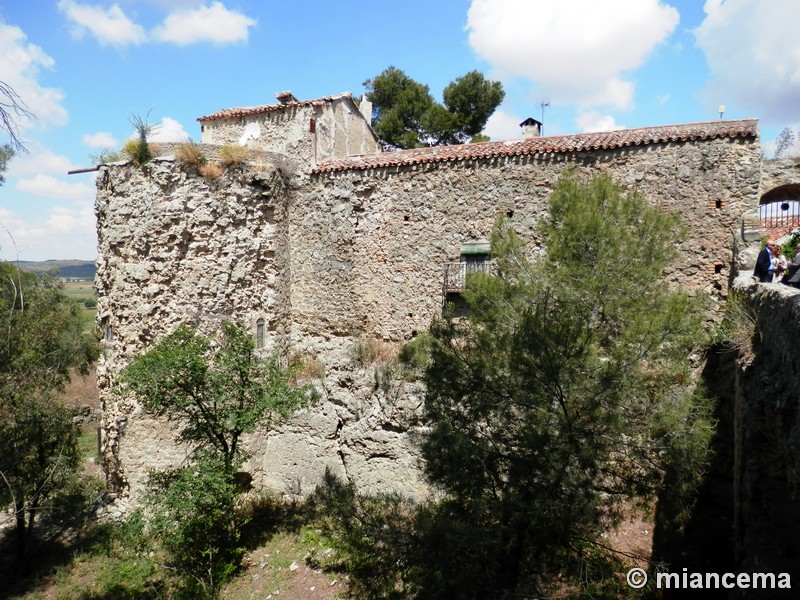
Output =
[
  {"x1": 759, "y1": 201, "x2": 800, "y2": 229},
  {"x1": 442, "y1": 261, "x2": 494, "y2": 294}
]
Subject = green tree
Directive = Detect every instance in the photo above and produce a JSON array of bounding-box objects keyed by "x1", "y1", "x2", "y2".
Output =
[
  {"x1": 122, "y1": 321, "x2": 309, "y2": 597},
  {"x1": 0, "y1": 263, "x2": 99, "y2": 562},
  {"x1": 0, "y1": 144, "x2": 13, "y2": 186},
  {"x1": 442, "y1": 70, "x2": 505, "y2": 141},
  {"x1": 418, "y1": 172, "x2": 714, "y2": 597},
  {"x1": 364, "y1": 67, "x2": 504, "y2": 148}
]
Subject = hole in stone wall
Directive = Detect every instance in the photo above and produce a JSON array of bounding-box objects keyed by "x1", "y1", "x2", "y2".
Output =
[
  {"x1": 715, "y1": 264, "x2": 723, "y2": 274},
  {"x1": 715, "y1": 199, "x2": 722, "y2": 209},
  {"x1": 404, "y1": 215, "x2": 410, "y2": 222},
  {"x1": 506, "y1": 210, "x2": 514, "y2": 218}
]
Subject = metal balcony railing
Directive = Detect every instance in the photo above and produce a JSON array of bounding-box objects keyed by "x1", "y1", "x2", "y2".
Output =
[
  {"x1": 443, "y1": 260, "x2": 493, "y2": 293},
  {"x1": 759, "y1": 201, "x2": 800, "y2": 228}
]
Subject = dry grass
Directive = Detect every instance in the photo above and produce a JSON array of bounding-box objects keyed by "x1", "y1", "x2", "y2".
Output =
[
  {"x1": 174, "y1": 142, "x2": 207, "y2": 168},
  {"x1": 352, "y1": 336, "x2": 400, "y2": 366},
  {"x1": 289, "y1": 352, "x2": 325, "y2": 383},
  {"x1": 218, "y1": 144, "x2": 251, "y2": 167},
  {"x1": 199, "y1": 161, "x2": 224, "y2": 180}
]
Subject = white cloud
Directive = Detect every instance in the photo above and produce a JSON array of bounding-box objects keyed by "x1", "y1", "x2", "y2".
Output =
[
  {"x1": 152, "y1": 2, "x2": 256, "y2": 45},
  {"x1": 146, "y1": 117, "x2": 191, "y2": 142},
  {"x1": 694, "y1": 0, "x2": 800, "y2": 125},
  {"x1": 83, "y1": 131, "x2": 119, "y2": 148},
  {"x1": 8, "y1": 145, "x2": 76, "y2": 177},
  {"x1": 0, "y1": 22, "x2": 67, "y2": 136},
  {"x1": 0, "y1": 200, "x2": 96, "y2": 261},
  {"x1": 576, "y1": 111, "x2": 624, "y2": 133},
  {"x1": 16, "y1": 174, "x2": 95, "y2": 202},
  {"x1": 58, "y1": 1, "x2": 256, "y2": 47},
  {"x1": 483, "y1": 108, "x2": 525, "y2": 141},
  {"x1": 466, "y1": 0, "x2": 679, "y2": 110},
  {"x1": 58, "y1": 0, "x2": 148, "y2": 47}
]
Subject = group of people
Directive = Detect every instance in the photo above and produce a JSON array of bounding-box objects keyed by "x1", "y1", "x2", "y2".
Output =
[{"x1": 754, "y1": 241, "x2": 800, "y2": 286}]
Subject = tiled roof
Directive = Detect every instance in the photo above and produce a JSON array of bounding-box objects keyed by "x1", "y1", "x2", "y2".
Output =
[
  {"x1": 762, "y1": 218, "x2": 800, "y2": 241},
  {"x1": 312, "y1": 119, "x2": 759, "y2": 174},
  {"x1": 198, "y1": 92, "x2": 354, "y2": 122}
]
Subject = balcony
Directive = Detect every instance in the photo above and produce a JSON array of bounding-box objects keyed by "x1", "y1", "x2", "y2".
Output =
[{"x1": 442, "y1": 260, "x2": 493, "y2": 294}]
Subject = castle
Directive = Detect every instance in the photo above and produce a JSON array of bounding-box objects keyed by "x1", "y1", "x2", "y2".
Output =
[{"x1": 94, "y1": 90, "x2": 787, "y2": 509}]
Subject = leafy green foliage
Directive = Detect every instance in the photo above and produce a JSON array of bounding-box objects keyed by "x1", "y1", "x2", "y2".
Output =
[
  {"x1": 90, "y1": 147, "x2": 124, "y2": 165},
  {"x1": 313, "y1": 470, "x2": 420, "y2": 599},
  {"x1": 313, "y1": 172, "x2": 713, "y2": 599},
  {"x1": 364, "y1": 67, "x2": 504, "y2": 148},
  {"x1": 127, "y1": 111, "x2": 156, "y2": 166},
  {"x1": 416, "y1": 172, "x2": 714, "y2": 596},
  {"x1": 122, "y1": 321, "x2": 309, "y2": 596},
  {"x1": 442, "y1": 70, "x2": 505, "y2": 140},
  {"x1": 0, "y1": 262, "x2": 99, "y2": 561},
  {"x1": 123, "y1": 321, "x2": 307, "y2": 471},
  {"x1": 0, "y1": 143, "x2": 13, "y2": 186},
  {"x1": 145, "y1": 456, "x2": 241, "y2": 598}
]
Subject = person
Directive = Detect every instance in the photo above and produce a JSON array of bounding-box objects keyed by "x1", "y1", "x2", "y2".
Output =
[
  {"x1": 753, "y1": 241, "x2": 776, "y2": 283},
  {"x1": 771, "y1": 245, "x2": 788, "y2": 282},
  {"x1": 782, "y1": 244, "x2": 800, "y2": 288}
]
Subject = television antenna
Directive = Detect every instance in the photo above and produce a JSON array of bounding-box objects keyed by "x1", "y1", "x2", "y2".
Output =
[{"x1": 540, "y1": 100, "x2": 550, "y2": 135}]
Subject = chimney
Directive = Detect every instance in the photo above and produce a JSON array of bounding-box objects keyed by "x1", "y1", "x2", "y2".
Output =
[
  {"x1": 519, "y1": 117, "x2": 542, "y2": 138},
  {"x1": 275, "y1": 90, "x2": 299, "y2": 104},
  {"x1": 359, "y1": 94, "x2": 373, "y2": 124}
]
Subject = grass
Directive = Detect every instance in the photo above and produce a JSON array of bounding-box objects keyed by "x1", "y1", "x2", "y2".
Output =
[
  {"x1": 2, "y1": 495, "x2": 342, "y2": 600},
  {"x1": 62, "y1": 280, "x2": 96, "y2": 333}
]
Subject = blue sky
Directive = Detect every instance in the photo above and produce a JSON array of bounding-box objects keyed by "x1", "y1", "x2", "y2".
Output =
[{"x1": 1, "y1": 0, "x2": 799, "y2": 261}]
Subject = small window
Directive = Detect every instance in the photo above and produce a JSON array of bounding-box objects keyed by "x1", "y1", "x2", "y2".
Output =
[
  {"x1": 256, "y1": 319, "x2": 265, "y2": 349},
  {"x1": 101, "y1": 316, "x2": 113, "y2": 342}
]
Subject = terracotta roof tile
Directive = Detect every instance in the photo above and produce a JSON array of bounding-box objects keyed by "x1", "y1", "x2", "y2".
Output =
[
  {"x1": 762, "y1": 217, "x2": 800, "y2": 241},
  {"x1": 198, "y1": 92, "x2": 354, "y2": 122},
  {"x1": 312, "y1": 119, "x2": 759, "y2": 174}
]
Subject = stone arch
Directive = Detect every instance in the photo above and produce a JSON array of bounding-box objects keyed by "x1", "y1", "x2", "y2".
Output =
[
  {"x1": 760, "y1": 183, "x2": 800, "y2": 205},
  {"x1": 757, "y1": 161, "x2": 800, "y2": 231}
]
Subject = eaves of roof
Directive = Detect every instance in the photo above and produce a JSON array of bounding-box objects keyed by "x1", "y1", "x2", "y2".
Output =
[
  {"x1": 198, "y1": 92, "x2": 354, "y2": 122},
  {"x1": 312, "y1": 119, "x2": 759, "y2": 174}
]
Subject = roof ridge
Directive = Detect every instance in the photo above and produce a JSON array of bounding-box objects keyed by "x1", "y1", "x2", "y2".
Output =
[
  {"x1": 312, "y1": 119, "x2": 759, "y2": 174},
  {"x1": 198, "y1": 92, "x2": 354, "y2": 122}
]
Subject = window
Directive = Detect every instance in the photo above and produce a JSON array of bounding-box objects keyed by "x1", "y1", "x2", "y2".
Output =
[{"x1": 256, "y1": 318, "x2": 265, "y2": 349}]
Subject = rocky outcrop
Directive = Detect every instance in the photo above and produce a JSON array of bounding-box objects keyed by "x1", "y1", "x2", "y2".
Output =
[{"x1": 731, "y1": 278, "x2": 800, "y2": 596}]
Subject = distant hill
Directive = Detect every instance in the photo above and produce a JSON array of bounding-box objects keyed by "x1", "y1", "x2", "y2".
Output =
[{"x1": 13, "y1": 260, "x2": 96, "y2": 279}]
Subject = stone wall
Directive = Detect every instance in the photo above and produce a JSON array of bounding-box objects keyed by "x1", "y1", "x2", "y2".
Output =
[
  {"x1": 95, "y1": 130, "x2": 763, "y2": 508},
  {"x1": 95, "y1": 157, "x2": 292, "y2": 495},
  {"x1": 292, "y1": 137, "x2": 761, "y2": 345},
  {"x1": 199, "y1": 95, "x2": 380, "y2": 167},
  {"x1": 731, "y1": 278, "x2": 800, "y2": 595}
]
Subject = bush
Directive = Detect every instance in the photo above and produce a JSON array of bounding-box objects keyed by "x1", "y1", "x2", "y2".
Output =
[
  {"x1": 174, "y1": 142, "x2": 206, "y2": 168},
  {"x1": 217, "y1": 144, "x2": 250, "y2": 167},
  {"x1": 145, "y1": 456, "x2": 242, "y2": 598},
  {"x1": 199, "y1": 161, "x2": 223, "y2": 180}
]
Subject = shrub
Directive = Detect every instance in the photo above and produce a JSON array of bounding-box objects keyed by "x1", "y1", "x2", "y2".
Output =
[
  {"x1": 174, "y1": 142, "x2": 207, "y2": 168},
  {"x1": 351, "y1": 336, "x2": 397, "y2": 366},
  {"x1": 126, "y1": 112, "x2": 157, "y2": 166},
  {"x1": 199, "y1": 161, "x2": 223, "y2": 180},
  {"x1": 90, "y1": 147, "x2": 124, "y2": 164},
  {"x1": 217, "y1": 144, "x2": 250, "y2": 167},
  {"x1": 145, "y1": 456, "x2": 242, "y2": 598}
]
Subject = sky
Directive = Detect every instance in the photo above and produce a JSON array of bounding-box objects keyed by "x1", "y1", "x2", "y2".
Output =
[{"x1": 1, "y1": 0, "x2": 800, "y2": 261}]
